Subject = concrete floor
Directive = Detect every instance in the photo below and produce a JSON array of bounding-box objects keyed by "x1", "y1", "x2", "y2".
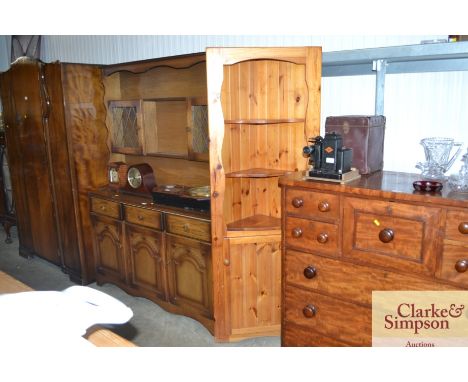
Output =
[{"x1": 0, "y1": 227, "x2": 280, "y2": 347}]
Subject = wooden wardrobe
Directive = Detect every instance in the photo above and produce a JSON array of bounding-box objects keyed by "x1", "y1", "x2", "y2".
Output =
[{"x1": 0, "y1": 58, "x2": 109, "y2": 283}]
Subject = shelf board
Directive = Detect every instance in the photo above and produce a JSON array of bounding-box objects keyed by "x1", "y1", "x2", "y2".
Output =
[
  {"x1": 224, "y1": 118, "x2": 305, "y2": 125},
  {"x1": 227, "y1": 215, "x2": 281, "y2": 232},
  {"x1": 225, "y1": 168, "x2": 290, "y2": 178}
]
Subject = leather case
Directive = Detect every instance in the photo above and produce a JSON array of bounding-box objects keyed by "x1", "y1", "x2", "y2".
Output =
[{"x1": 325, "y1": 115, "x2": 386, "y2": 174}]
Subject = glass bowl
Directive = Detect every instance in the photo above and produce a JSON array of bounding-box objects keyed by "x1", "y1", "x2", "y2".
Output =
[{"x1": 413, "y1": 180, "x2": 443, "y2": 192}]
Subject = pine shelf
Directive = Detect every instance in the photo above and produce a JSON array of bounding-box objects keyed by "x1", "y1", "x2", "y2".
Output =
[
  {"x1": 224, "y1": 118, "x2": 305, "y2": 125},
  {"x1": 225, "y1": 168, "x2": 290, "y2": 178},
  {"x1": 226, "y1": 214, "x2": 281, "y2": 232}
]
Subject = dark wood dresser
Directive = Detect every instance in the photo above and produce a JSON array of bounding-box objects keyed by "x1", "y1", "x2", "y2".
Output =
[
  {"x1": 279, "y1": 171, "x2": 468, "y2": 346},
  {"x1": 89, "y1": 189, "x2": 213, "y2": 334}
]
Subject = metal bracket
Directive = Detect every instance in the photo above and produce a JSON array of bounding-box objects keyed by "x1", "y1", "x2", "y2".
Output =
[{"x1": 373, "y1": 59, "x2": 387, "y2": 115}]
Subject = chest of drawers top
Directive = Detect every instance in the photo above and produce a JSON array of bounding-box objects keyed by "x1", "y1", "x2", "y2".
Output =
[{"x1": 279, "y1": 171, "x2": 468, "y2": 209}]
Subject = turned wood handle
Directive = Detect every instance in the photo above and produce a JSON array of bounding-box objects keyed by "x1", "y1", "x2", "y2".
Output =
[
  {"x1": 316, "y1": 232, "x2": 329, "y2": 244},
  {"x1": 318, "y1": 201, "x2": 330, "y2": 212},
  {"x1": 379, "y1": 228, "x2": 394, "y2": 243},
  {"x1": 455, "y1": 260, "x2": 468, "y2": 273},
  {"x1": 292, "y1": 227, "x2": 303, "y2": 238},
  {"x1": 303, "y1": 266, "x2": 317, "y2": 279},
  {"x1": 292, "y1": 197, "x2": 304, "y2": 208},
  {"x1": 303, "y1": 304, "x2": 317, "y2": 318},
  {"x1": 458, "y1": 222, "x2": 468, "y2": 235}
]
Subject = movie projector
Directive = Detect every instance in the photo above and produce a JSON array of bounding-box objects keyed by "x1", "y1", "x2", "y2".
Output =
[{"x1": 303, "y1": 132, "x2": 360, "y2": 182}]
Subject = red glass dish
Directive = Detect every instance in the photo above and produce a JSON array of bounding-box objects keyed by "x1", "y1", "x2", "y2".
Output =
[{"x1": 413, "y1": 180, "x2": 443, "y2": 192}]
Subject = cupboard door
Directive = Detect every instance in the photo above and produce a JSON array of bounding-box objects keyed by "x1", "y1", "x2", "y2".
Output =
[
  {"x1": 91, "y1": 214, "x2": 126, "y2": 285},
  {"x1": 166, "y1": 234, "x2": 213, "y2": 319},
  {"x1": 126, "y1": 223, "x2": 166, "y2": 300}
]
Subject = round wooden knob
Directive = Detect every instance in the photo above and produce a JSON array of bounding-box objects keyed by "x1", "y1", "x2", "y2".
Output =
[
  {"x1": 379, "y1": 228, "x2": 394, "y2": 243},
  {"x1": 316, "y1": 232, "x2": 329, "y2": 244},
  {"x1": 292, "y1": 197, "x2": 304, "y2": 208},
  {"x1": 223, "y1": 258, "x2": 230, "y2": 266},
  {"x1": 292, "y1": 227, "x2": 303, "y2": 238},
  {"x1": 318, "y1": 201, "x2": 330, "y2": 212},
  {"x1": 138, "y1": 215, "x2": 144, "y2": 221},
  {"x1": 303, "y1": 266, "x2": 317, "y2": 279},
  {"x1": 302, "y1": 304, "x2": 317, "y2": 318},
  {"x1": 458, "y1": 222, "x2": 468, "y2": 235},
  {"x1": 455, "y1": 260, "x2": 468, "y2": 273}
]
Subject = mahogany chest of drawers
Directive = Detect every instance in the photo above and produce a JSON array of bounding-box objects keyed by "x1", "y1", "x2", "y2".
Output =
[{"x1": 279, "y1": 171, "x2": 468, "y2": 346}]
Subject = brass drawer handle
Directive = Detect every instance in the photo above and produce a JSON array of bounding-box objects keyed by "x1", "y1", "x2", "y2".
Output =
[
  {"x1": 100, "y1": 205, "x2": 106, "y2": 210},
  {"x1": 316, "y1": 232, "x2": 328, "y2": 244},
  {"x1": 303, "y1": 266, "x2": 317, "y2": 279},
  {"x1": 302, "y1": 304, "x2": 317, "y2": 318},
  {"x1": 459, "y1": 222, "x2": 468, "y2": 235},
  {"x1": 379, "y1": 228, "x2": 394, "y2": 243},
  {"x1": 137, "y1": 215, "x2": 144, "y2": 221},
  {"x1": 292, "y1": 197, "x2": 304, "y2": 208},
  {"x1": 455, "y1": 260, "x2": 468, "y2": 273},
  {"x1": 292, "y1": 227, "x2": 303, "y2": 238},
  {"x1": 318, "y1": 201, "x2": 330, "y2": 212},
  {"x1": 183, "y1": 223, "x2": 190, "y2": 232}
]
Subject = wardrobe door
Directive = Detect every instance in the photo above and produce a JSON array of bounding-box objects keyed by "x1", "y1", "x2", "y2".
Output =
[{"x1": 5, "y1": 61, "x2": 60, "y2": 264}]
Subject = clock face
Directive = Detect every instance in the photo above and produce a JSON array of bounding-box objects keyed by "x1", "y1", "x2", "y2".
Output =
[
  {"x1": 127, "y1": 167, "x2": 143, "y2": 189},
  {"x1": 109, "y1": 168, "x2": 119, "y2": 183}
]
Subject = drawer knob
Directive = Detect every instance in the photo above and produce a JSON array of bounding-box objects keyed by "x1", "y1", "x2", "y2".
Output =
[
  {"x1": 292, "y1": 197, "x2": 304, "y2": 208},
  {"x1": 183, "y1": 223, "x2": 190, "y2": 232},
  {"x1": 292, "y1": 227, "x2": 303, "y2": 238},
  {"x1": 318, "y1": 201, "x2": 330, "y2": 212},
  {"x1": 455, "y1": 260, "x2": 468, "y2": 273},
  {"x1": 458, "y1": 222, "x2": 468, "y2": 235},
  {"x1": 303, "y1": 266, "x2": 317, "y2": 279},
  {"x1": 316, "y1": 232, "x2": 329, "y2": 244},
  {"x1": 302, "y1": 304, "x2": 317, "y2": 318},
  {"x1": 379, "y1": 228, "x2": 394, "y2": 243},
  {"x1": 100, "y1": 205, "x2": 106, "y2": 210},
  {"x1": 137, "y1": 215, "x2": 144, "y2": 221}
]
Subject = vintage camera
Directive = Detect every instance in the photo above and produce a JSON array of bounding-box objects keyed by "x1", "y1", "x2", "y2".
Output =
[{"x1": 303, "y1": 132, "x2": 353, "y2": 180}]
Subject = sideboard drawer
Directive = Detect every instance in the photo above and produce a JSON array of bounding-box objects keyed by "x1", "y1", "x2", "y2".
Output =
[
  {"x1": 284, "y1": 287, "x2": 371, "y2": 346},
  {"x1": 90, "y1": 197, "x2": 122, "y2": 219},
  {"x1": 125, "y1": 205, "x2": 162, "y2": 230},
  {"x1": 438, "y1": 243, "x2": 468, "y2": 287},
  {"x1": 285, "y1": 189, "x2": 340, "y2": 220},
  {"x1": 285, "y1": 217, "x2": 339, "y2": 256},
  {"x1": 285, "y1": 249, "x2": 460, "y2": 305},
  {"x1": 343, "y1": 197, "x2": 442, "y2": 275},
  {"x1": 165, "y1": 214, "x2": 211, "y2": 242},
  {"x1": 446, "y1": 210, "x2": 468, "y2": 244}
]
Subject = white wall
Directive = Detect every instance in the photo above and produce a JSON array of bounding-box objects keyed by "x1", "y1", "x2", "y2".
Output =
[{"x1": 1, "y1": 35, "x2": 467, "y2": 175}]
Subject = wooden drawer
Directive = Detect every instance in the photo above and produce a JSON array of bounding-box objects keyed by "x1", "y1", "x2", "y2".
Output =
[
  {"x1": 165, "y1": 214, "x2": 211, "y2": 242},
  {"x1": 282, "y1": 322, "x2": 350, "y2": 347},
  {"x1": 285, "y1": 216, "x2": 339, "y2": 256},
  {"x1": 285, "y1": 249, "x2": 460, "y2": 306},
  {"x1": 90, "y1": 197, "x2": 121, "y2": 219},
  {"x1": 285, "y1": 189, "x2": 340, "y2": 220},
  {"x1": 284, "y1": 287, "x2": 371, "y2": 346},
  {"x1": 343, "y1": 197, "x2": 442, "y2": 275},
  {"x1": 438, "y1": 242, "x2": 468, "y2": 287},
  {"x1": 446, "y1": 210, "x2": 468, "y2": 244},
  {"x1": 125, "y1": 205, "x2": 162, "y2": 230}
]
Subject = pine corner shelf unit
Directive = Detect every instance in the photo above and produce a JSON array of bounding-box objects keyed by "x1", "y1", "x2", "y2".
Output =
[{"x1": 207, "y1": 47, "x2": 322, "y2": 341}]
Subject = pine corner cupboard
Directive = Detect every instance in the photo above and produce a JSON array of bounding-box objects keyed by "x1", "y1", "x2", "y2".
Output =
[
  {"x1": 207, "y1": 47, "x2": 322, "y2": 340},
  {"x1": 0, "y1": 58, "x2": 108, "y2": 283}
]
